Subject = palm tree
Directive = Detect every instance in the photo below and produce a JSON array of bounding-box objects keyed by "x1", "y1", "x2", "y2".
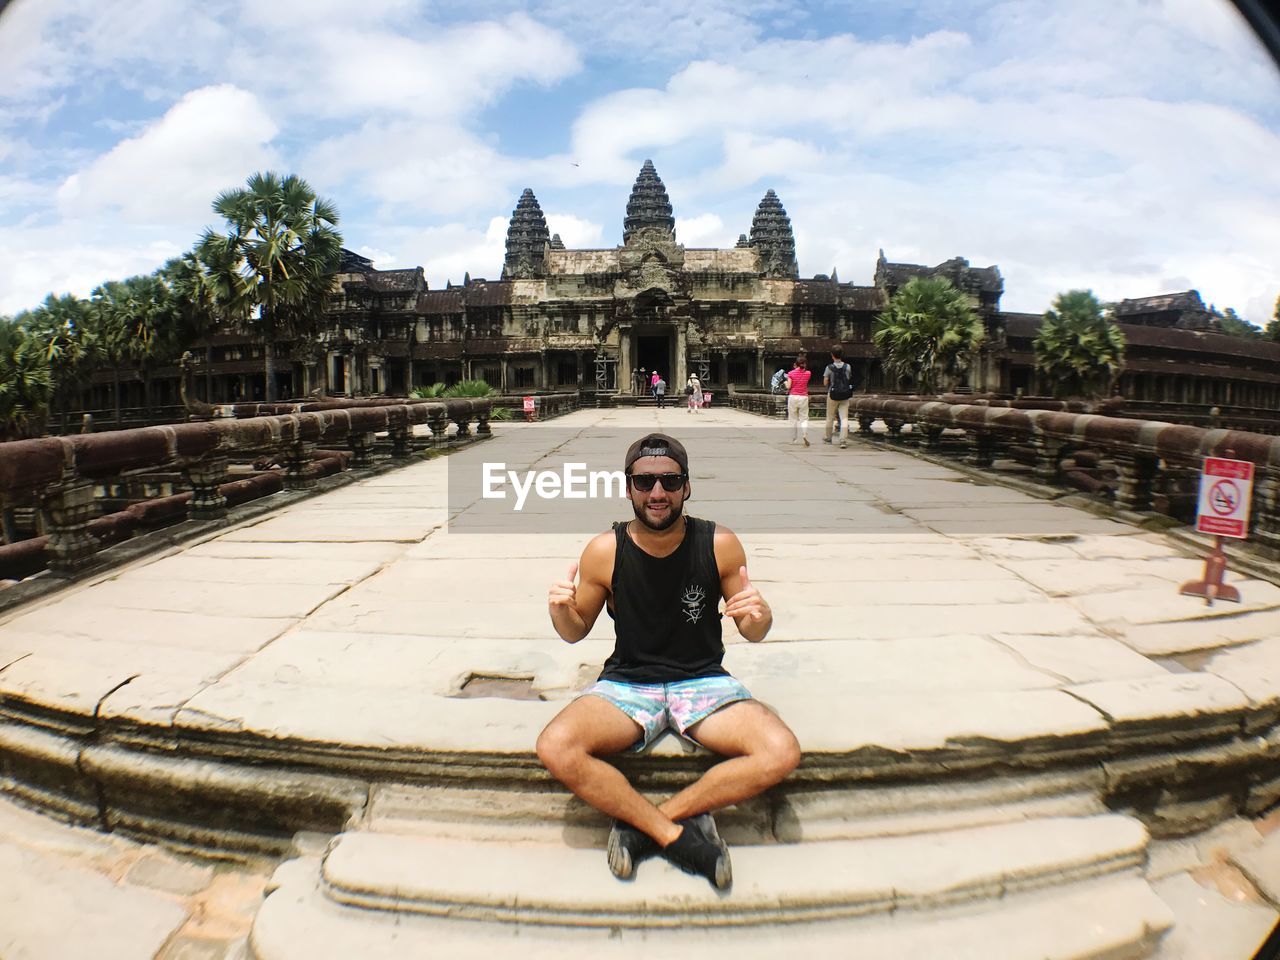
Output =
[
  {"x1": 18, "y1": 294, "x2": 97, "y2": 421},
  {"x1": 0, "y1": 316, "x2": 54, "y2": 441},
  {"x1": 208, "y1": 172, "x2": 342, "y2": 401},
  {"x1": 873, "y1": 276, "x2": 985, "y2": 394},
  {"x1": 85, "y1": 280, "x2": 134, "y2": 424},
  {"x1": 1033, "y1": 290, "x2": 1126, "y2": 399},
  {"x1": 163, "y1": 250, "x2": 225, "y2": 402}
]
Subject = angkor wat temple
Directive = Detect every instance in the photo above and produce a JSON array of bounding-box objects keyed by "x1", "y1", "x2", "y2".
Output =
[{"x1": 90, "y1": 160, "x2": 1280, "y2": 412}]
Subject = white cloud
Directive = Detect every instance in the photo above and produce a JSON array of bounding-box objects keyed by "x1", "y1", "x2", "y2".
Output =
[
  {"x1": 0, "y1": 223, "x2": 183, "y2": 314},
  {"x1": 675, "y1": 213, "x2": 729, "y2": 247},
  {"x1": 544, "y1": 213, "x2": 603, "y2": 248},
  {"x1": 54, "y1": 85, "x2": 280, "y2": 226},
  {"x1": 229, "y1": 13, "x2": 579, "y2": 121}
]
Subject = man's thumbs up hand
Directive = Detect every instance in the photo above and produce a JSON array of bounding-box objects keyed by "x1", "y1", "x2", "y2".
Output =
[
  {"x1": 549, "y1": 562, "x2": 578, "y2": 608},
  {"x1": 723, "y1": 564, "x2": 766, "y2": 622}
]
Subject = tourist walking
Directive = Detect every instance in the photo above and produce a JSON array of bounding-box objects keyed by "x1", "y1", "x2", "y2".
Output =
[
  {"x1": 822, "y1": 344, "x2": 855, "y2": 449},
  {"x1": 655, "y1": 374, "x2": 667, "y2": 408},
  {"x1": 651, "y1": 369, "x2": 660, "y2": 400},
  {"x1": 685, "y1": 374, "x2": 703, "y2": 412},
  {"x1": 784, "y1": 354, "x2": 812, "y2": 445},
  {"x1": 635, "y1": 367, "x2": 647, "y2": 397},
  {"x1": 540, "y1": 433, "x2": 800, "y2": 891}
]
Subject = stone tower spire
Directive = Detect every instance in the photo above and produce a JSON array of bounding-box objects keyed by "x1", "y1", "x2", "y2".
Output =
[
  {"x1": 749, "y1": 189, "x2": 799, "y2": 279},
  {"x1": 502, "y1": 188, "x2": 550, "y2": 279},
  {"x1": 623, "y1": 159, "x2": 675, "y2": 245}
]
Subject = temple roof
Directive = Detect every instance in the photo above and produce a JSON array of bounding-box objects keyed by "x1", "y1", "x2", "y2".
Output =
[
  {"x1": 338, "y1": 248, "x2": 374, "y2": 273},
  {"x1": 1113, "y1": 290, "x2": 1208, "y2": 316},
  {"x1": 365, "y1": 268, "x2": 424, "y2": 293},
  {"x1": 875, "y1": 251, "x2": 1003, "y2": 298},
  {"x1": 502, "y1": 189, "x2": 550, "y2": 280},
  {"x1": 623, "y1": 160, "x2": 675, "y2": 244},
  {"x1": 749, "y1": 189, "x2": 799, "y2": 279}
]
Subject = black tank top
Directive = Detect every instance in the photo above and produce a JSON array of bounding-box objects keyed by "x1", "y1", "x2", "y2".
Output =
[{"x1": 600, "y1": 516, "x2": 727, "y2": 683}]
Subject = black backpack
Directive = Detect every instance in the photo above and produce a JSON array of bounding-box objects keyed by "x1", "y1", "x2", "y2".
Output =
[{"x1": 829, "y1": 362, "x2": 853, "y2": 400}]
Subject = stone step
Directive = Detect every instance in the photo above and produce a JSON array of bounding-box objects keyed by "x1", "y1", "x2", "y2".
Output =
[
  {"x1": 361, "y1": 771, "x2": 1108, "y2": 847},
  {"x1": 251, "y1": 814, "x2": 1172, "y2": 958}
]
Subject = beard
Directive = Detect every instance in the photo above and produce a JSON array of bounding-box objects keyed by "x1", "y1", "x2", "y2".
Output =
[{"x1": 631, "y1": 497, "x2": 684, "y2": 531}]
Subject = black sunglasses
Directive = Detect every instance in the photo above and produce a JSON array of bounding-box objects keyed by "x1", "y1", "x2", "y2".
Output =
[{"x1": 628, "y1": 472, "x2": 687, "y2": 492}]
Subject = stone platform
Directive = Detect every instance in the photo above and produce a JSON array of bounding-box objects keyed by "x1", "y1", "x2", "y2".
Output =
[{"x1": 2, "y1": 407, "x2": 1280, "y2": 957}]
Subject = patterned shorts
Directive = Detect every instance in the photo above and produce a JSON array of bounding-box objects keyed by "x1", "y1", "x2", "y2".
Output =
[{"x1": 580, "y1": 676, "x2": 754, "y2": 752}]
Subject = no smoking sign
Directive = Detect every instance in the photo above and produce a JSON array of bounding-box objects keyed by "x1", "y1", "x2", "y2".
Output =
[{"x1": 1195, "y1": 457, "x2": 1254, "y2": 538}]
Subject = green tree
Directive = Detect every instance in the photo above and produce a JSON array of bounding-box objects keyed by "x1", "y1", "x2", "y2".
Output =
[
  {"x1": 0, "y1": 315, "x2": 55, "y2": 440},
  {"x1": 1033, "y1": 290, "x2": 1126, "y2": 399},
  {"x1": 17, "y1": 294, "x2": 97, "y2": 418},
  {"x1": 1266, "y1": 294, "x2": 1280, "y2": 342},
  {"x1": 1213, "y1": 306, "x2": 1261, "y2": 339},
  {"x1": 207, "y1": 172, "x2": 342, "y2": 401},
  {"x1": 872, "y1": 276, "x2": 985, "y2": 394}
]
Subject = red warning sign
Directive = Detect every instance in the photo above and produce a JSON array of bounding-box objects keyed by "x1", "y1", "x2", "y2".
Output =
[{"x1": 1195, "y1": 457, "x2": 1254, "y2": 538}]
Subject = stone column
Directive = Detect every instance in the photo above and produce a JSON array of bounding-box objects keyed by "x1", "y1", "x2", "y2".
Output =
[
  {"x1": 184, "y1": 456, "x2": 229, "y2": 519},
  {"x1": 858, "y1": 412, "x2": 876, "y2": 437},
  {"x1": 285, "y1": 441, "x2": 318, "y2": 490},
  {"x1": 918, "y1": 426, "x2": 944, "y2": 451},
  {"x1": 476, "y1": 405, "x2": 492, "y2": 437},
  {"x1": 1253, "y1": 469, "x2": 1280, "y2": 557},
  {"x1": 42, "y1": 476, "x2": 98, "y2": 575},
  {"x1": 427, "y1": 406, "x2": 449, "y2": 447},
  {"x1": 1030, "y1": 436, "x2": 1064, "y2": 482},
  {"x1": 349, "y1": 432, "x2": 376, "y2": 467},
  {"x1": 390, "y1": 426, "x2": 413, "y2": 460},
  {"x1": 1114, "y1": 452, "x2": 1159, "y2": 512},
  {"x1": 967, "y1": 432, "x2": 997, "y2": 468},
  {"x1": 452, "y1": 408, "x2": 472, "y2": 439},
  {"x1": 617, "y1": 324, "x2": 632, "y2": 395}
]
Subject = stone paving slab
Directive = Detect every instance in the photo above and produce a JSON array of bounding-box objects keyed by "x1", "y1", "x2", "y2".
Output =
[
  {"x1": 185, "y1": 540, "x2": 405, "y2": 562},
  {"x1": 1071, "y1": 582, "x2": 1280, "y2": 626},
  {"x1": 997, "y1": 557, "x2": 1202, "y2": 597},
  {"x1": 0, "y1": 839, "x2": 188, "y2": 960},
  {"x1": 1115, "y1": 610, "x2": 1280, "y2": 657},
  {"x1": 990, "y1": 633, "x2": 1170, "y2": 684},
  {"x1": 1, "y1": 605, "x2": 295, "y2": 654},
  {"x1": 1205, "y1": 637, "x2": 1280, "y2": 708},
  {"x1": 55, "y1": 579, "x2": 349, "y2": 620},
  {"x1": 119, "y1": 555, "x2": 389, "y2": 586},
  {"x1": 1065, "y1": 674, "x2": 1252, "y2": 723},
  {"x1": 1152, "y1": 873, "x2": 1276, "y2": 959}
]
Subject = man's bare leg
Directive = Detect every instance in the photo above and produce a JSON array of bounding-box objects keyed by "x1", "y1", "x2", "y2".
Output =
[
  {"x1": 536, "y1": 696, "x2": 682, "y2": 845},
  {"x1": 658, "y1": 700, "x2": 800, "y2": 822}
]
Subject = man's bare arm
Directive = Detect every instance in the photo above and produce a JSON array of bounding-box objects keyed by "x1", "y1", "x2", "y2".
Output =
[
  {"x1": 547, "y1": 532, "x2": 612, "y2": 643},
  {"x1": 715, "y1": 527, "x2": 772, "y2": 643}
]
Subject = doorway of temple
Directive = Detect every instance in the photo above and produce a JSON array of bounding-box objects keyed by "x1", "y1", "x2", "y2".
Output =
[{"x1": 636, "y1": 333, "x2": 672, "y2": 393}]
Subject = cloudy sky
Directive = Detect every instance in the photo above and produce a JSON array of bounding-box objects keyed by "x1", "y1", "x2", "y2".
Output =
[{"x1": 2, "y1": 0, "x2": 1278, "y2": 323}]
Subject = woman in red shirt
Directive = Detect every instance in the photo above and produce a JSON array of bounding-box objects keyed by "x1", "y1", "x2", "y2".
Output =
[{"x1": 784, "y1": 354, "x2": 812, "y2": 446}]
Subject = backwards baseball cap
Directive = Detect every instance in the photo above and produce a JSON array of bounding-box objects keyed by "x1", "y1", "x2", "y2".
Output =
[{"x1": 624, "y1": 433, "x2": 689, "y2": 474}]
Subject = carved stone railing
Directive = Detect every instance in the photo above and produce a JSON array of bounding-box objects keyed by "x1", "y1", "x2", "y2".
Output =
[
  {"x1": 730, "y1": 389, "x2": 1280, "y2": 557},
  {"x1": 0, "y1": 398, "x2": 489, "y2": 579},
  {"x1": 490, "y1": 392, "x2": 581, "y2": 422}
]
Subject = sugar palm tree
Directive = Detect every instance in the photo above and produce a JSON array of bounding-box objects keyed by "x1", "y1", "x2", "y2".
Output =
[
  {"x1": 873, "y1": 276, "x2": 985, "y2": 394},
  {"x1": 207, "y1": 172, "x2": 342, "y2": 401},
  {"x1": 1033, "y1": 290, "x2": 1126, "y2": 399},
  {"x1": 163, "y1": 250, "x2": 226, "y2": 402},
  {"x1": 0, "y1": 316, "x2": 54, "y2": 441},
  {"x1": 18, "y1": 294, "x2": 97, "y2": 420}
]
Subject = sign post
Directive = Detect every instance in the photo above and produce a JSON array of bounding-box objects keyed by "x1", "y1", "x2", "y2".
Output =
[
  {"x1": 522, "y1": 396, "x2": 537, "y2": 422},
  {"x1": 1180, "y1": 456, "x2": 1254, "y2": 605}
]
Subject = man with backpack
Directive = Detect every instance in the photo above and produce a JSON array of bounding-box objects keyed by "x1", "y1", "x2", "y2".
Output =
[{"x1": 823, "y1": 344, "x2": 855, "y2": 448}]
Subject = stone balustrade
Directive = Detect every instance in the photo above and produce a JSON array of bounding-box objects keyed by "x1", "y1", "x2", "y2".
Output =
[
  {"x1": 0, "y1": 398, "x2": 489, "y2": 578},
  {"x1": 729, "y1": 388, "x2": 1280, "y2": 557}
]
